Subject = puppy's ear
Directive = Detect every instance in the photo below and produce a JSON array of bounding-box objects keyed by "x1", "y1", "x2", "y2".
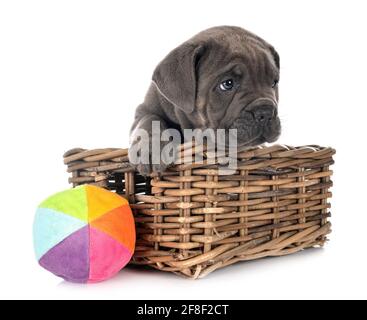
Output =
[
  {"x1": 268, "y1": 45, "x2": 280, "y2": 69},
  {"x1": 152, "y1": 43, "x2": 205, "y2": 113}
]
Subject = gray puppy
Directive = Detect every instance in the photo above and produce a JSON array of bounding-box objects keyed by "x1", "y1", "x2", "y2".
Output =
[{"x1": 129, "y1": 26, "x2": 281, "y2": 175}]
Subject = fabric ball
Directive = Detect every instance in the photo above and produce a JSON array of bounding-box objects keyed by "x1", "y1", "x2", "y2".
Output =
[{"x1": 33, "y1": 185, "x2": 135, "y2": 283}]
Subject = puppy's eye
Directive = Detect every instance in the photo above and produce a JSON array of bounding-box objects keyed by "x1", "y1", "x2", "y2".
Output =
[
  {"x1": 219, "y1": 79, "x2": 234, "y2": 91},
  {"x1": 272, "y1": 79, "x2": 279, "y2": 88}
]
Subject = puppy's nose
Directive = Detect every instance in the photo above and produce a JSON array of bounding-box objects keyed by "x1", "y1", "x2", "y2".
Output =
[{"x1": 252, "y1": 105, "x2": 275, "y2": 124}]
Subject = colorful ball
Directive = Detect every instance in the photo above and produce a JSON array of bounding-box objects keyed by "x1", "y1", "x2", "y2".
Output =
[{"x1": 33, "y1": 185, "x2": 135, "y2": 283}]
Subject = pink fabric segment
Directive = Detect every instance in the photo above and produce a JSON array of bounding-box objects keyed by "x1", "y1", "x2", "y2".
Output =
[{"x1": 88, "y1": 227, "x2": 133, "y2": 283}]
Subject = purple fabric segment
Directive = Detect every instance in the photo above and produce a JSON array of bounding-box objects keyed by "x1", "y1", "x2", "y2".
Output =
[{"x1": 39, "y1": 225, "x2": 89, "y2": 283}]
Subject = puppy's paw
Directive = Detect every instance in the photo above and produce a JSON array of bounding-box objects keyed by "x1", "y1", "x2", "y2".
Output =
[
  {"x1": 134, "y1": 163, "x2": 152, "y2": 176},
  {"x1": 128, "y1": 139, "x2": 177, "y2": 176},
  {"x1": 133, "y1": 162, "x2": 169, "y2": 176}
]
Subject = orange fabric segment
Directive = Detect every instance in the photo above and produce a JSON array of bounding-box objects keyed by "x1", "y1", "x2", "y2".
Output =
[
  {"x1": 86, "y1": 185, "x2": 128, "y2": 222},
  {"x1": 90, "y1": 205, "x2": 136, "y2": 253}
]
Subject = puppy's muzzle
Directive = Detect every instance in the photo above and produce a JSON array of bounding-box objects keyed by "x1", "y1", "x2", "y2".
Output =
[
  {"x1": 247, "y1": 98, "x2": 278, "y2": 125},
  {"x1": 251, "y1": 105, "x2": 276, "y2": 124}
]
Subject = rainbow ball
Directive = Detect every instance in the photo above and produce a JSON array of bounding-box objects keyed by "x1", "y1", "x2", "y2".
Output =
[{"x1": 33, "y1": 185, "x2": 135, "y2": 283}]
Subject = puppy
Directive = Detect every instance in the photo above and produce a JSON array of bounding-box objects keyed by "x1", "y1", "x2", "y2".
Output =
[{"x1": 129, "y1": 26, "x2": 281, "y2": 175}]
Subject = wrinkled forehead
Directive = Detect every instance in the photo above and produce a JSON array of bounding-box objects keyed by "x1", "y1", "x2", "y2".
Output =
[{"x1": 197, "y1": 39, "x2": 278, "y2": 84}]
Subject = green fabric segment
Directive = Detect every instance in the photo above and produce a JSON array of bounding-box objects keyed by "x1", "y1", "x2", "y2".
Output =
[{"x1": 39, "y1": 186, "x2": 88, "y2": 222}]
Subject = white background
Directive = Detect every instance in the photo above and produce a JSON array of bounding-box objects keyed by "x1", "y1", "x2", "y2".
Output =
[{"x1": 0, "y1": 0, "x2": 366, "y2": 300}]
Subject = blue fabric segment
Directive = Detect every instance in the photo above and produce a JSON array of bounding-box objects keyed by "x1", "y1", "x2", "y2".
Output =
[{"x1": 33, "y1": 207, "x2": 87, "y2": 260}]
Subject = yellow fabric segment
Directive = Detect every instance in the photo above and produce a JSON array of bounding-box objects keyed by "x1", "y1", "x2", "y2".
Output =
[{"x1": 86, "y1": 185, "x2": 128, "y2": 222}]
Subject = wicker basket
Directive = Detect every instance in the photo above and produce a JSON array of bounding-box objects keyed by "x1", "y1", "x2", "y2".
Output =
[{"x1": 64, "y1": 144, "x2": 335, "y2": 279}]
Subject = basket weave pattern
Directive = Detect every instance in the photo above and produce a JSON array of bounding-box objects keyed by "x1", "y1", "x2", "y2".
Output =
[{"x1": 64, "y1": 144, "x2": 335, "y2": 279}]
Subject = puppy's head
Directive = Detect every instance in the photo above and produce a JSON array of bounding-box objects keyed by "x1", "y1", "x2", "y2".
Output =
[{"x1": 152, "y1": 26, "x2": 281, "y2": 147}]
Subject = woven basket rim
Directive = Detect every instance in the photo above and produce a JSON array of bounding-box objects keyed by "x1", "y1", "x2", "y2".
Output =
[
  {"x1": 63, "y1": 144, "x2": 336, "y2": 176},
  {"x1": 64, "y1": 144, "x2": 336, "y2": 164}
]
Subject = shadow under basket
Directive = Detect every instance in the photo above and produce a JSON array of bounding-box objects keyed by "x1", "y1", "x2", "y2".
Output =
[{"x1": 64, "y1": 144, "x2": 335, "y2": 279}]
